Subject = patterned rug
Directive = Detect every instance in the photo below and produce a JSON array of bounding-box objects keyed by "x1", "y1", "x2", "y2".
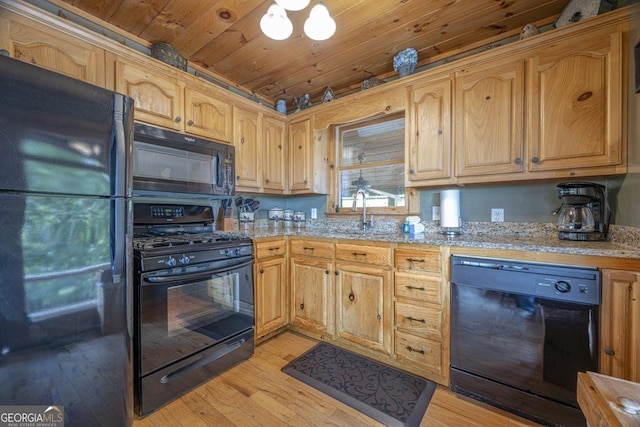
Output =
[{"x1": 282, "y1": 342, "x2": 436, "y2": 427}]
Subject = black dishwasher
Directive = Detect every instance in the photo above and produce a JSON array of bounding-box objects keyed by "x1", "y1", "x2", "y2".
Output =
[{"x1": 450, "y1": 256, "x2": 599, "y2": 427}]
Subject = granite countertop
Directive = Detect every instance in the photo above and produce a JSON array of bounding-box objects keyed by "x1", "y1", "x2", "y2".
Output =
[{"x1": 230, "y1": 220, "x2": 640, "y2": 260}]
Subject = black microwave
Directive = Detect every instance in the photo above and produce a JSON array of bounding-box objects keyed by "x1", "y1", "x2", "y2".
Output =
[{"x1": 132, "y1": 123, "x2": 234, "y2": 196}]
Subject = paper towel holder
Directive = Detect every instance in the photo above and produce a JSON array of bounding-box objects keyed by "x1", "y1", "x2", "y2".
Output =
[{"x1": 440, "y1": 189, "x2": 462, "y2": 236}]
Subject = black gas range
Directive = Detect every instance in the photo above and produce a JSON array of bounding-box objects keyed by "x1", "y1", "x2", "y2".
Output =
[{"x1": 132, "y1": 203, "x2": 254, "y2": 416}]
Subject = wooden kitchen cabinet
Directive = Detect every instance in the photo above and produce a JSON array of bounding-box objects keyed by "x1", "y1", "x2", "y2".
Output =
[
  {"x1": 234, "y1": 105, "x2": 262, "y2": 191},
  {"x1": 254, "y1": 240, "x2": 288, "y2": 341},
  {"x1": 262, "y1": 116, "x2": 287, "y2": 193},
  {"x1": 393, "y1": 245, "x2": 449, "y2": 384},
  {"x1": 335, "y1": 242, "x2": 392, "y2": 355},
  {"x1": 289, "y1": 239, "x2": 334, "y2": 338},
  {"x1": 406, "y1": 77, "x2": 453, "y2": 186},
  {"x1": 527, "y1": 31, "x2": 623, "y2": 175},
  {"x1": 287, "y1": 117, "x2": 329, "y2": 195},
  {"x1": 600, "y1": 269, "x2": 639, "y2": 382},
  {"x1": 454, "y1": 59, "x2": 525, "y2": 178},
  {"x1": 0, "y1": 14, "x2": 105, "y2": 86},
  {"x1": 114, "y1": 57, "x2": 232, "y2": 142}
]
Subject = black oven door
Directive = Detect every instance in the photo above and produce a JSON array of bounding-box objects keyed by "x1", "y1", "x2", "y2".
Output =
[{"x1": 137, "y1": 257, "x2": 253, "y2": 376}]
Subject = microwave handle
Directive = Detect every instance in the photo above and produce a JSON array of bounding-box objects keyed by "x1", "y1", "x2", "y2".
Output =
[{"x1": 215, "y1": 151, "x2": 224, "y2": 187}]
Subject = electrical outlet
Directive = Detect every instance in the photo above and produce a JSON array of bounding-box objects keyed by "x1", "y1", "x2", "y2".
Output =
[
  {"x1": 432, "y1": 206, "x2": 441, "y2": 221},
  {"x1": 310, "y1": 208, "x2": 317, "y2": 219},
  {"x1": 491, "y1": 208, "x2": 504, "y2": 222}
]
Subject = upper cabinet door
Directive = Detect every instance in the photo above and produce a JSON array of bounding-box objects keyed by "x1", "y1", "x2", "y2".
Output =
[
  {"x1": 115, "y1": 59, "x2": 182, "y2": 131},
  {"x1": 454, "y1": 60, "x2": 525, "y2": 178},
  {"x1": 185, "y1": 87, "x2": 232, "y2": 142},
  {"x1": 406, "y1": 78, "x2": 452, "y2": 184},
  {"x1": 527, "y1": 32, "x2": 623, "y2": 172},
  {"x1": 288, "y1": 118, "x2": 312, "y2": 192},
  {"x1": 233, "y1": 105, "x2": 262, "y2": 191},
  {"x1": 263, "y1": 117, "x2": 287, "y2": 193},
  {"x1": 0, "y1": 16, "x2": 105, "y2": 86}
]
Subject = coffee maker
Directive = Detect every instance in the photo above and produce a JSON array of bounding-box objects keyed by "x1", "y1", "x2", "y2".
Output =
[{"x1": 556, "y1": 182, "x2": 609, "y2": 241}]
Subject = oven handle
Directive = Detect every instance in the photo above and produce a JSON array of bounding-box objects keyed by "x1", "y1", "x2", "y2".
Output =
[
  {"x1": 143, "y1": 259, "x2": 253, "y2": 284},
  {"x1": 160, "y1": 338, "x2": 246, "y2": 384}
]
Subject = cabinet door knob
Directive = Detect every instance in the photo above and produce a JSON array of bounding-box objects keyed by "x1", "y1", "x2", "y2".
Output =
[
  {"x1": 265, "y1": 178, "x2": 270, "y2": 184},
  {"x1": 175, "y1": 116, "x2": 182, "y2": 123},
  {"x1": 604, "y1": 348, "x2": 616, "y2": 356},
  {"x1": 187, "y1": 120, "x2": 194, "y2": 126},
  {"x1": 335, "y1": 271, "x2": 339, "y2": 276},
  {"x1": 240, "y1": 137, "x2": 245, "y2": 144},
  {"x1": 409, "y1": 168, "x2": 416, "y2": 174},
  {"x1": 259, "y1": 269, "x2": 264, "y2": 274},
  {"x1": 348, "y1": 291, "x2": 355, "y2": 302},
  {"x1": 325, "y1": 270, "x2": 330, "y2": 275},
  {"x1": 531, "y1": 157, "x2": 540, "y2": 164},
  {"x1": 236, "y1": 175, "x2": 240, "y2": 180},
  {"x1": 514, "y1": 157, "x2": 522, "y2": 164},
  {"x1": 299, "y1": 303, "x2": 304, "y2": 310}
]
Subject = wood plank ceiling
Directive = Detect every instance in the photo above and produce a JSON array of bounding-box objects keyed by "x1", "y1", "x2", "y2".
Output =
[{"x1": 56, "y1": 0, "x2": 575, "y2": 109}]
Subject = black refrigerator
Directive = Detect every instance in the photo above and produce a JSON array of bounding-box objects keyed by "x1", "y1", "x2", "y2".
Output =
[{"x1": 0, "y1": 56, "x2": 134, "y2": 426}]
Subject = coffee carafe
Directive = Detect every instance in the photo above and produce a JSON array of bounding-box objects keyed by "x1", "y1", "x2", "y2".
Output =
[{"x1": 556, "y1": 182, "x2": 609, "y2": 241}]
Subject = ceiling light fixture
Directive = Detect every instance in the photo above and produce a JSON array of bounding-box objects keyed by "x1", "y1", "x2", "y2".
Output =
[
  {"x1": 260, "y1": 3, "x2": 293, "y2": 41},
  {"x1": 260, "y1": 1, "x2": 336, "y2": 41},
  {"x1": 275, "y1": 0, "x2": 310, "y2": 11}
]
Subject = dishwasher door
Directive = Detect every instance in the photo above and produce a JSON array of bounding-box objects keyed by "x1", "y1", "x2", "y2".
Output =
[{"x1": 449, "y1": 256, "x2": 599, "y2": 427}]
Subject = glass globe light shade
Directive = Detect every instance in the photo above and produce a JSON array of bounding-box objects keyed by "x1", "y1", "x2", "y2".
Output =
[
  {"x1": 275, "y1": 0, "x2": 311, "y2": 11},
  {"x1": 303, "y1": 2, "x2": 336, "y2": 41},
  {"x1": 260, "y1": 4, "x2": 293, "y2": 40}
]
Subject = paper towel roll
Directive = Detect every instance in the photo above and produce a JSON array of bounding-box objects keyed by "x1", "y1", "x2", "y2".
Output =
[{"x1": 440, "y1": 189, "x2": 461, "y2": 228}]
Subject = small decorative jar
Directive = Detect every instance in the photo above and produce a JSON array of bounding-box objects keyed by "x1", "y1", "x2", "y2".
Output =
[
  {"x1": 393, "y1": 48, "x2": 418, "y2": 78},
  {"x1": 276, "y1": 99, "x2": 287, "y2": 114}
]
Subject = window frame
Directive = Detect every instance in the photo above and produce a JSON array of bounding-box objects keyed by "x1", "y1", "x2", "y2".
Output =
[{"x1": 330, "y1": 112, "x2": 417, "y2": 217}]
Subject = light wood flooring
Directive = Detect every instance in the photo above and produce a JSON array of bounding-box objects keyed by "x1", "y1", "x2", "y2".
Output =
[{"x1": 133, "y1": 331, "x2": 540, "y2": 426}]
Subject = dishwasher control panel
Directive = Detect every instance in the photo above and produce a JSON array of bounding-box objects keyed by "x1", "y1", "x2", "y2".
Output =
[{"x1": 451, "y1": 256, "x2": 600, "y2": 305}]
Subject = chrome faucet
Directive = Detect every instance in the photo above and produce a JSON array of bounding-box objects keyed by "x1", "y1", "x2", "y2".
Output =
[{"x1": 352, "y1": 189, "x2": 373, "y2": 231}]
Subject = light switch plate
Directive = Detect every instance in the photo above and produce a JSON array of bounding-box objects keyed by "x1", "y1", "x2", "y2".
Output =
[
  {"x1": 491, "y1": 208, "x2": 504, "y2": 222},
  {"x1": 311, "y1": 208, "x2": 317, "y2": 219},
  {"x1": 432, "y1": 206, "x2": 441, "y2": 221}
]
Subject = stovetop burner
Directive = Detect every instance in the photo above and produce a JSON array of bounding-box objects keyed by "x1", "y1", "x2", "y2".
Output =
[
  {"x1": 133, "y1": 233, "x2": 242, "y2": 251},
  {"x1": 133, "y1": 203, "x2": 250, "y2": 256}
]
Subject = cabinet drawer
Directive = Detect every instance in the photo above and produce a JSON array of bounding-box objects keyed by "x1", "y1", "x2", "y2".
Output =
[
  {"x1": 255, "y1": 240, "x2": 287, "y2": 259},
  {"x1": 290, "y1": 239, "x2": 334, "y2": 259},
  {"x1": 335, "y1": 243, "x2": 391, "y2": 266},
  {"x1": 394, "y1": 272, "x2": 442, "y2": 305},
  {"x1": 394, "y1": 302, "x2": 442, "y2": 340},
  {"x1": 395, "y1": 247, "x2": 441, "y2": 273},
  {"x1": 394, "y1": 330, "x2": 442, "y2": 372}
]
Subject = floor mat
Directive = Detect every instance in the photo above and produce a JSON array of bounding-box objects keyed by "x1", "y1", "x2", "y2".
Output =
[{"x1": 282, "y1": 342, "x2": 436, "y2": 427}]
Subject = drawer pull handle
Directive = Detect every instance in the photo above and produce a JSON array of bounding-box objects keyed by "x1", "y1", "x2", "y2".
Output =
[
  {"x1": 604, "y1": 348, "x2": 615, "y2": 356},
  {"x1": 407, "y1": 346, "x2": 425, "y2": 355},
  {"x1": 303, "y1": 247, "x2": 315, "y2": 251},
  {"x1": 352, "y1": 252, "x2": 367, "y2": 257},
  {"x1": 406, "y1": 285, "x2": 426, "y2": 291},
  {"x1": 407, "y1": 258, "x2": 425, "y2": 263},
  {"x1": 406, "y1": 316, "x2": 425, "y2": 324},
  {"x1": 269, "y1": 247, "x2": 280, "y2": 252},
  {"x1": 348, "y1": 291, "x2": 355, "y2": 302}
]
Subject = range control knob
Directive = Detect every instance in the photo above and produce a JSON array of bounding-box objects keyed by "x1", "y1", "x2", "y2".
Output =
[
  {"x1": 166, "y1": 256, "x2": 177, "y2": 267},
  {"x1": 179, "y1": 255, "x2": 190, "y2": 265},
  {"x1": 225, "y1": 248, "x2": 241, "y2": 257},
  {"x1": 555, "y1": 280, "x2": 571, "y2": 293}
]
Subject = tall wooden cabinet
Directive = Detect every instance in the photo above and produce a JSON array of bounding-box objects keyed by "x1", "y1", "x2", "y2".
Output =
[
  {"x1": 234, "y1": 106, "x2": 262, "y2": 191},
  {"x1": 289, "y1": 239, "x2": 335, "y2": 338},
  {"x1": 406, "y1": 78, "x2": 453, "y2": 186},
  {"x1": 262, "y1": 117, "x2": 287, "y2": 193},
  {"x1": 600, "y1": 269, "x2": 639, "y2": 382},
  {"x1": 334, "y1": 243, "x2": 392, "y2": 355},
  {"x1": 254, "y1": 239, "x2": 288, "y2": 341}
]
